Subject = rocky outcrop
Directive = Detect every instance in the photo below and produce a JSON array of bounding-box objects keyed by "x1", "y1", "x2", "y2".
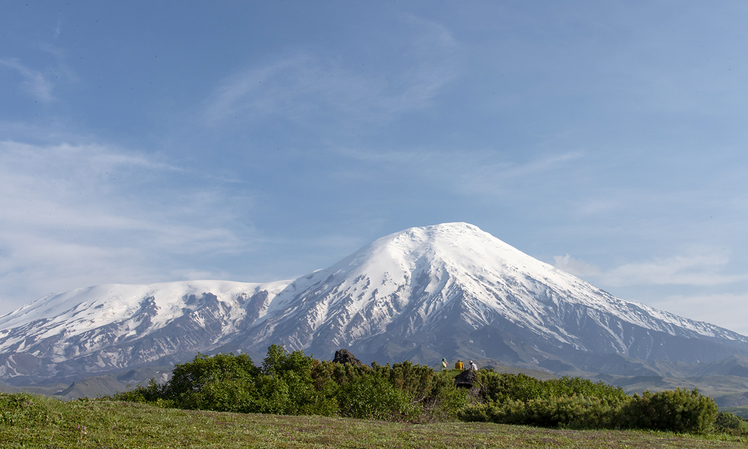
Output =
[
  {"x1": 454, "y1": 369, "x2": 478, "y2": 388},
  {"x1": 333, "y1": 349, "x2": 365, "y2": 367}
]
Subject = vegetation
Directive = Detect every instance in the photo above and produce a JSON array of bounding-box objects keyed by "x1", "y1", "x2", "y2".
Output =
[
  {"x1": 112, "y1": 345, "x2": 466, "y2": 422},
  {"x1": 1, "y1": 392, "x2": 747, "y2": 448},
  {"x1": 461, "y1": 371, "x2": 721, "y2": 434},
  {"x1": 623, "y1": 388, "x2": 718, "y2": 433},
  {"x1": 715, "y1": 411, "x2": 748, "y2": 436},
  {"x1": 3, "y1": 345, "x2": 742, "y2": 446},
  {"x1": 722, "y1": 405, "x2": 748, "y2": 419}
]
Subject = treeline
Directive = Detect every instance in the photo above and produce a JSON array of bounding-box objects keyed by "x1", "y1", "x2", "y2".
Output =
[{"x1": 110, "y1": 345, "x2": 745, "y2": 434}]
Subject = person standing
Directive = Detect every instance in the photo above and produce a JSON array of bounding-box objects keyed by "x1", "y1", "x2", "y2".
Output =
[{"x1": 441, "y1": 358, "x2": 448, "y2": 371}]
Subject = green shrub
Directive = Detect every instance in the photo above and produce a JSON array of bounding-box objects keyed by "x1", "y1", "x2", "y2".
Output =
[
  {"x1": 179, "y1": 377, "x2": 257, "y2": 413},
  {"x1": 421, "y1": 371, "x2": 470, "y2": 421},
  {"x1": 478, "y1": 372, "x2": 545, "y2": 403},
  {"x1": 546, "y1": 376, "x2": 628, "y2": 402},
  {"x1": 258, "y1": 345, "x2": 338, "y2": 416},
  {"x1": 521, "y1": 395, "x2": 626, "y2": 429},
  {"x1": 114, "y1": 346, "x2": 339, "y2": 416},
  {"x1": 715, "y1": 412, "x2": 743, "y2": 430},
  {"x1": 383, "y1": 361, "x2": 437, "y2": 403},
  {"x1": 166, "y1": 352, "x2": 258, "y2": 404},
  {"x1": 111, "y1": 377, "x2": 170, "y2": 405},
  {"x1": 622, "y1": 388, "x2": 717, "y2": 434},
  {"x1": 251, "y1": 369, "x2": 338, "y2": 416},
  {"x1": 476, "y1": 372, "x2": 626, "y2": 404},
  {"x1": 462, "y1": 371, "x2": 717, "y2": 434},
  {"x1": 313, "y1": 359, "x2": 465, "y2": 421},
  {"x1": 336, "y1": 375, "x2": 421, "y2": 421},
  {"x1": 459, "y1": 395, "x2": 628, "y2": 429},
  {"x1": 311, "y1": 359, "x2": 369, "y2": 388}
]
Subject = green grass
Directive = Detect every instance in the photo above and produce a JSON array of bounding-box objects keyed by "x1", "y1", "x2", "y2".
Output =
[{"x1": 1, "y1": 393, "x2": 747, "y2": 448}]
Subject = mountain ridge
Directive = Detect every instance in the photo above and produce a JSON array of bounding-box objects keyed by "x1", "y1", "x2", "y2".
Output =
[{"x1": 1, "y1": 222, "x2": 747, "y2": 383}]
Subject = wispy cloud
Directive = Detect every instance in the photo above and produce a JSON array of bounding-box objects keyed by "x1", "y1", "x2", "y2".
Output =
[
  {"x1": 0, "y1": 58, "x2": 55, "y2": 102},
  {"x1": 553, "y1": 249, "x2": 748, "y2": 335},
  {"x1": 53, "y1": 16, "x2": 63, "y2": 39},
  {"x1": 601, "y1": 251, "x2": 747, "y2": 287},
  {"x1": 553, "y1": 254, "x2": 601, "y2": 277},
  {"x1": 649, "y1": 292, "x2": 748, "y2": 336},
  {"x1": 0, "y1": 140, "x2": 260, "y2": 312},
  {"x1": 203, "y1": 16, "x2": 458, "y2": 126},
  {"x1": 554, "y1": 248, "x2": 748, "y2": 287},
  {"x1": 454, "y1": 152, "x2": 584, "y2": 197},
  {"x1": 0, "y1": 43, "x2": 75, "y2": 103},
  {"x1": 329, "y1": 146, "x2": 583, "y2": 197}
]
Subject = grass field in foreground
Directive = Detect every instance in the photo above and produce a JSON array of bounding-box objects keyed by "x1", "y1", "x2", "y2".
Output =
[{"x1": 1, "y1": 396, "x2": 747, "y2": 448}]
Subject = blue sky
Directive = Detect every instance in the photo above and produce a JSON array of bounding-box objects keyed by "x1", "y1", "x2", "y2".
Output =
[{"x1": 2, "y1": 1, "x2": 748, "y2": 335}]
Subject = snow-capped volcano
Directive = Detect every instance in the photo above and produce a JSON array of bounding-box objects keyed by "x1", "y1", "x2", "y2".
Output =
[
  {"x1": 1, "y1": 222, "x2": 747, "y2": 382},
  {"x1": 234, "y1": 223, "x2": 748, "y2": 368}
]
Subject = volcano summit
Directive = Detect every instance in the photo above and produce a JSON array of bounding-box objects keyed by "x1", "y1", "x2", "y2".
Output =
[{"x1": 1, "y1": 223, "x2": 747, "y2": 383}]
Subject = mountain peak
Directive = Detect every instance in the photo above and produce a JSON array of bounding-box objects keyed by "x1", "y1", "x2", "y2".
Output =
[
  {"x1": 1, "y1": 222, "x2": 747, "y2": 383},
  {"x1": 335, "y1": 222, "x2": 536, "y2": 280}
]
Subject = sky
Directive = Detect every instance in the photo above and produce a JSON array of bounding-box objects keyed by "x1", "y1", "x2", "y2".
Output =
[{"x1": 1, "y1": 1, "x2": 748, "y2": 335}]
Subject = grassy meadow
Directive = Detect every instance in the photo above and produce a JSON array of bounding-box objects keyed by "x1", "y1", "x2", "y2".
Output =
[{"x1": 1, "y1": 393, "x2": 747, "y2": 449}]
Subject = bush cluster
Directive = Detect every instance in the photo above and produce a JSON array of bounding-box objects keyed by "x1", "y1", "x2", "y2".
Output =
[
  {"x1": 112, "y1": 345, "x2": 466, "y2": 422},
  {"x1": 622, "y1": 388, "x2": 717, "y2": 434},
  {"x1": 478, "y1": 372, "x2": 628, "y2": 404},
  {"x1": 111, "y1": 349, "x2": 723, "y2": 433},
  {"x1": 459, "y1": 372, "x2": 718, "y2": 433}
]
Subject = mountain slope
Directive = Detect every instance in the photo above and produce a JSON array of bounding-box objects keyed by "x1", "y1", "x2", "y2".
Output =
[
  {"x1": 1, "y1": 222, "x2": 747, "y2": 383},
  {"x1": 0, "y1": 280, "x2": 290, "y2": 382},
  {"x1": 235, "y1": 223, "x2": 748, "y2": 367}
]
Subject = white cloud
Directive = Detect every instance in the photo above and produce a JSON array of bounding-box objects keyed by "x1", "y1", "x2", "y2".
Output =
[
  {"x1": 0, "y1": 44, "x2": 75, "y2": 104},
  {"x1": 553, "y1": 254, "x2": 601, "y2": 277},
  {"x1": 649, "y1": 293, "x2": 748, "y2": 336},
  {"x1": 204, "y1": 16, "x2": 458, "y2": 126},
  {"x1": 0, "y1": 140, "x2": 259, "y2": 314},
  {"x1": 554, "y1": 248, "x2": 748, "y2": 287},
  {"x1": 600, "y1": 250, "x2": 747, "y2": 287},
  {"x1": 328, "y1": 146, "x2": 584, "y2": 199},
  {"x1": 454, "y1": 152, "x2": 584, "y2": 197},
  {"x1": 553, "y1": 250, "x2": 748, "y2": 335},
  {"x1": 0, "y1": 58, "x2": 55, "y2": 102}
]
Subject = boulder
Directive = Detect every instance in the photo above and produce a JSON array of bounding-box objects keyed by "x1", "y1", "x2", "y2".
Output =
[
  {"x1": 333, "y1": 349, "x2": 365, "y2": 367},
  {"x1": 454, "y1": 369, "x2": 478, "y2": 388}
]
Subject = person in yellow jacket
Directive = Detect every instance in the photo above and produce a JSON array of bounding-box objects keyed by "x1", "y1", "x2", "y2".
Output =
[{"x1": 455, "y1": 360, "x2": 464, "y2": 370}]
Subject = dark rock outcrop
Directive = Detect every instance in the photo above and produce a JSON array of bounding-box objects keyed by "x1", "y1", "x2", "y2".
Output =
[
  {"x1": 333, "y1": 349, "x2": 365, "y2": 366},
  {"x1": 454, "y1": 369, "x2": 478, "y2": 388}
]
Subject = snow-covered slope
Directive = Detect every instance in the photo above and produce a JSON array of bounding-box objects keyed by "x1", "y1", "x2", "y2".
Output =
[
  {"x1": 1, "y1": 222, "x2": 747, "y2": 382},
  {"x1": 0, "y1": 280, "x2": 290, "y2": 380},
  {"x1": 0, "y1": 280, "x2": 288, "y2": 339},
  {"x1": 238, "y1": 223, "x2": 748, "y2": 366}
]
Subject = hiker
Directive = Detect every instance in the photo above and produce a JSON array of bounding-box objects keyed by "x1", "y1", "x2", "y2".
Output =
[
  {"x1": 455, "y1": 359, "x2": 464, "y2": 370},
  {"x1": 441, "y1": 358, "x2": 448, "y2": 370},
  {"x1": 470, "y1": 360, "x2": 478, "y2": 371}
]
